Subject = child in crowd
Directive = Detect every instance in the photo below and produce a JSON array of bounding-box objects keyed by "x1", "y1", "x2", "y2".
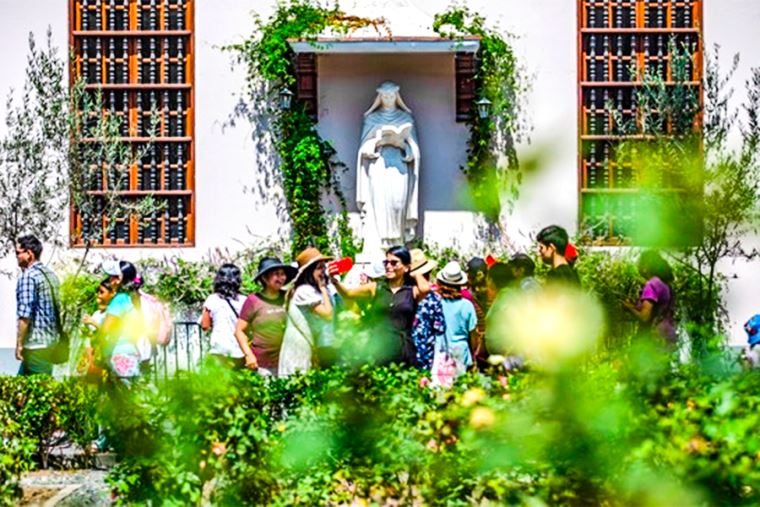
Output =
[
  {"x1": 436, "y1": 261, "x2": 478, "y2": 376},
  {"x1": 80, "y1": 278, "x2": 117, "y2": 378},
  {"x1": 99, "y1": 261, "x2": 144, "y2": 383}
]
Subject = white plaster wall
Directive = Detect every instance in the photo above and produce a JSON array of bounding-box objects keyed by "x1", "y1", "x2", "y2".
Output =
[
  {"x1": 0, "y1": 0, "x2": 69, "y2": 350},
  {"x1": 1, "y1": 0, "x2": 759, "y2": 348},
  {"x1": 702, "y1": 0, "x2": 760, "y2": 345}
]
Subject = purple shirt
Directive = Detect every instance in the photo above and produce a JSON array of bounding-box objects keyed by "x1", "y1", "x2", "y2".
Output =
[{"x1": 638, "y1": 277, "x2": 676, "y2": 343}]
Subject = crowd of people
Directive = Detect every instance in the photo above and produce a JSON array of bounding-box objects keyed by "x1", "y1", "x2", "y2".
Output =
[{"x1": 13, "y1": 224, "x2": 685, "y2": 381}]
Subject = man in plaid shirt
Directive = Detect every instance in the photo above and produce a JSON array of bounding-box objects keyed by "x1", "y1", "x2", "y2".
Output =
[{"x1": 15, "y1": 235, "x2": 62, "y2": 375}]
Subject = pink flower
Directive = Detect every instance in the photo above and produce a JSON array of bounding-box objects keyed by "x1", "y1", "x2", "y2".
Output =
[
  {"x1": 111, "y1": 354, "x2": 136, "y2": 376},
  {"x1": 419, "y1": 376, "x2": 430, "y2": 388},
  {"x1": 498, "y1": 375, "x2": 508, "y2": 389}
]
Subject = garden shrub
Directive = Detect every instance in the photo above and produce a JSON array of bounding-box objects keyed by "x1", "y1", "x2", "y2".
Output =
[
  {"x1": 0, "y1": 376, "x2": 99, "y2": 469},
  {"x1": 0, "y1": 400, "x2": 36, "y2": 506},
  {"x1": 3, "y1": 356, "x2": 760, "y2": 505}
]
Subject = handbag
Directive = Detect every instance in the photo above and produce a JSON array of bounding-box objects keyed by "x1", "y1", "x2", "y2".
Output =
[
  {"x1": 38, "y1": 268, "x2": 70, "y2": 365},
  {"x1": 430, "y1": 329, "x2": 457, "y2": 389}
]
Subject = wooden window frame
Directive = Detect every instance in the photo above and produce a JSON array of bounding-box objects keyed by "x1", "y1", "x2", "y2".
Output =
[
  {"x1": 68, "y1": 0, "x2": 195, "y2": 247},
  {"x1": 577, "y1": 0, "x2": 704, "y2": 244}
]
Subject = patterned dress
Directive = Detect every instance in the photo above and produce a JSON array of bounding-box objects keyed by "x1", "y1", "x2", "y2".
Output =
[{"x1": 411, "y1": 292, "x2": 446, "y2": 369}]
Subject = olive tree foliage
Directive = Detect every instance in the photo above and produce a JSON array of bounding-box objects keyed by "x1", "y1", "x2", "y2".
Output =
[
  {"x1": 68, "y1": 81, "x2": 158, "y2": 270},
  {"x1": 612, "y1": 43, "x2": 760, "y2": 355},
  {"x1": 0, "y1": 29, "x2": 157, "y2": 273},
  {"x1": 683, "y1": 47, "x2": 760, "y2": 351},
  {"x1": 0, "y1": 30, "x2": 68, "y2": 262}
]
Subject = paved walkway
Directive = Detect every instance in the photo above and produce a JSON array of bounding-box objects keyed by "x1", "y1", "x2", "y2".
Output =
[{"x1": 19, "y1": 470, "x2": 111, "y2": 507}]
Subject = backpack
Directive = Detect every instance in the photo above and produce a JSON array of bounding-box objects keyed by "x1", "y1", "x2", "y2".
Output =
[
  {"x1": 140, "y1": 292, "x2": 173, "y2": 347},
  {"x1": 745, "y1": 314, "x2": 760, "y2": 347}
]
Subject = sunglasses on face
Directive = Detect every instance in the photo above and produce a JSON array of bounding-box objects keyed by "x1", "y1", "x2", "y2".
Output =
[{"x1": 383, "y1": 259, "x2": 401, "y2": 267}]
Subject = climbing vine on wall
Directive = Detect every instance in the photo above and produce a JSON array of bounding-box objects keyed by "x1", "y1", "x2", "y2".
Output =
[
  {"x1": 433, "y1": 6, "x2": 530, "y2": 221},
  {"x1": 228, "y1": 0, "x2": 386, "y2": 255}
]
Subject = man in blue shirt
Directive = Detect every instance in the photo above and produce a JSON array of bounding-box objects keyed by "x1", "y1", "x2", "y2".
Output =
[{"x1": 15, "y1": 235, "x2": 61, "y2": 375}]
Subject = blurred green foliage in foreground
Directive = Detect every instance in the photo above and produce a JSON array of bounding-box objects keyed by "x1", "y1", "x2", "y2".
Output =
[{"x1": 5, "y1": 344, "x2": 755, "y2": 506}]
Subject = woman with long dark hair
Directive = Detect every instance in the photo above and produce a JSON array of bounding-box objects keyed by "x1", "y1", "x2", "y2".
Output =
[
  {"x1": 278, "y1": 248, "x2": 335, "y2": 376},
  {"x1": 330, "y1": 245, "x2": 430, "y2": 365},
  {"x1": 623, "y1": 250, "x2": 677, "y2": 346},
  {"x1": 99, "y1": 260, "x2": 144, "y2": 380},
  {"x1": 201, "y1": 263, "x2": 246, "y2": 368}
]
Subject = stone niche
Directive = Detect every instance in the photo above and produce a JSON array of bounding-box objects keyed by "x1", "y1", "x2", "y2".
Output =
[{"x1": 290, "y1": 37, "x2": 485, "y2": 251}]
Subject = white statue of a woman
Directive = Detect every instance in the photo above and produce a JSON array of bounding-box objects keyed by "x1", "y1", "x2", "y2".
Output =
[{"x1": 356, "y1": 81, "x2": 420, "y2": 250}]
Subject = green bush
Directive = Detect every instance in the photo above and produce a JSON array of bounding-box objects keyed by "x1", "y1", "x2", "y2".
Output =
[
  {"x1": 0, "y1": 376, "x2": 99, "y2": 469},
  {"x1": 2, "y1": 355, "x2": 760, "y2": 506},
  {"x1": 93, "y1": 356, "x2": 760, "y2": 506},
  {"x1": 0, "y1": 400, "x2": 36, "y2": 506}
]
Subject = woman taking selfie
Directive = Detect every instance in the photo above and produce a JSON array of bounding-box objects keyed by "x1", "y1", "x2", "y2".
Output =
[{"x1": 330, "y1": 245, "x2": 430, "y2": 365}]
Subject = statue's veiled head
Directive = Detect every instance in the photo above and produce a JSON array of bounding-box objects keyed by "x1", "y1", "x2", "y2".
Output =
[{"x1": 365, "y1": 81, "x2": 412, "y2": 115}]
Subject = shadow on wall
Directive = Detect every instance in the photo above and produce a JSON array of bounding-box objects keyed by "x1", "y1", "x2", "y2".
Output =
[{"x1": 224, "y1": 79, "x2": 290, "y2": 241}]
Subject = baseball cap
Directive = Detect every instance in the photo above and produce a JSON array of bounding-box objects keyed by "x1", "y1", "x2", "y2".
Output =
[{"x1": 101, "y1": 259, "x2": 121, "y2": 277}]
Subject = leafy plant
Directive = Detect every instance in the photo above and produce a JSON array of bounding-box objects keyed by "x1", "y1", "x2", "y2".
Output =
[
  {"x1": 226, "y1": 0, "x2": 381, "y2": 256},
  {"x1": 0, "y1": 30, "x2": 69, "y2": 266},
  {"x1": 68, "y1": 80, "x2": 160, "y2": 270},
  {"x1": 606, "y1": 41, "x2": 760, "y2": 353},
  {"x1": 433, "y1": 6, "x2": 530, "y2": 221}
]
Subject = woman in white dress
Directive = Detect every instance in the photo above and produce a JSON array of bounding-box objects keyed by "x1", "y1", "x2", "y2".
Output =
[{"x1": 278, "y1": 248, "x2": 335, "y2": 376}]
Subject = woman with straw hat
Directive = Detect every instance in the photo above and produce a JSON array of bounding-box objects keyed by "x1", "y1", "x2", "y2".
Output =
[
  {"x1": 278, "y1": 248, "x2": 335, "y2": 376},
  {"x1": 329, "y1": 245, "x2": 430, "y2": 365},
  {"x1": 436, "y1": 261, "x2": 478, "y2": 376},
  {"x1": 234, "y1": 257, "x2": 297, "y2": 375},
  {"x1": 409, "y1": 249, "x2": 445, "y2": 369}
]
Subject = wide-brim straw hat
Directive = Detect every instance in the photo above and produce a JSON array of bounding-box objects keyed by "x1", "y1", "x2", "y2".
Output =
[
  {"x1": 409, "y1": 248, "x2": 437, "y2": 276},
  {"x1": 293, "y1": 247, "x2": 333, "y2": 282},
  {"x1": 436, "y1": 261, "x2": 469, "y2": 286},
  {"x1": 255, "y1": 256, "x2": 297, "y2": 284}
]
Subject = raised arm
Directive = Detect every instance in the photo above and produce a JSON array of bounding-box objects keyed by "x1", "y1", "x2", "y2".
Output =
[
  {"x1": 623, "y1": 299, "x2": 653, "y2": 323},
  {"x1": 410, "y1": 271, "x2": 431, "y2": 302},
  {"x1": 329, "y1": 272, "x2": 376, "y2": 301}
]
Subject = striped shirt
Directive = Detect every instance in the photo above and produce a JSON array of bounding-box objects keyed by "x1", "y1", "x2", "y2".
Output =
[{"x1": 16, "y1": 263, "x2": 61, "y2": 349}]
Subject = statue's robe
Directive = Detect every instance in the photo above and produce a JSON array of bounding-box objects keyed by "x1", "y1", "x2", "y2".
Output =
[{"x1": 356, "y1": 107, "x2": 420, "y2": 248}]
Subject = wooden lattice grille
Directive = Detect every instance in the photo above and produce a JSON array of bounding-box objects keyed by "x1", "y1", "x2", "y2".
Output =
[
  {"x1": 577, "y1": 0, "x2": 703, "y2": 242},
  {"x1": 69, "y1": 0, "x2": 194, "y2": 246}
]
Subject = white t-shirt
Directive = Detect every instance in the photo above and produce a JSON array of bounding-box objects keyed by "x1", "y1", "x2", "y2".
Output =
[{"x1": 202, "y1": 293, "x2": 246, "y2": 358}]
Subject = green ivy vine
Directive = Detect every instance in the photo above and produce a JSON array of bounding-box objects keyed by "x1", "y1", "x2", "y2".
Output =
[
  {"x1": 228, "y1": 1, "x2": 385, "y2": 256},
  {"x1": 433, "y1": 6, "x2": 529, "y2": 220},
  {"x1": 229, "y1": 1, "x2": 527, "y2": 252}
]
